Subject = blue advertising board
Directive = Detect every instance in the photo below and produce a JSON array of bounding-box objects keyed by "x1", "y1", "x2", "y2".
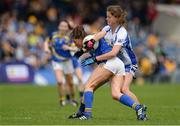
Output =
[{"x1": 0, "y1": 61, "x2": 34, "y2": 83}]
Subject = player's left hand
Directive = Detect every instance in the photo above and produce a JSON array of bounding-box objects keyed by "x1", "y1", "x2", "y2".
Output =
[{"x1": 81, "y1": 56, "x2": 97, "y2": 66}]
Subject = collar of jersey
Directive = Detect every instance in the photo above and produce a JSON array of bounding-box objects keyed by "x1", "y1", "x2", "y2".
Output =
[{"x1": 109, "y1": 25, "x2": 121, "y2": 34}]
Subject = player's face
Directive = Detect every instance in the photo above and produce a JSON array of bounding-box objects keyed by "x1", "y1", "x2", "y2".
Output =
[
  {"x1": 74, "y1": 38, "x2": 83, "y2": 49},
  {"x1": 58, "y1": 21, "x2": 69, "y2": 34},
  {"x1": 106, "y1": 11, "x2": 118, "y2": 26}
]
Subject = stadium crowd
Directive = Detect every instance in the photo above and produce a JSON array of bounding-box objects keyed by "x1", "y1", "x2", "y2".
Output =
[{"x1": 0, "y1": 0, "x2": 179, "y2": 83}]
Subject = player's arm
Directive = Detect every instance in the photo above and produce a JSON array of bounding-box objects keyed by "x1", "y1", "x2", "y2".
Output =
[
  {"x1": 85, "y1": 26, "x2": 109, "y2": 50},
  {"x1": 44, "y1": 38, "x2": 51, "y2": 54},
  {"x1": 62, "y1": 44, "x2": 78, "y2": 52},
  {"x1": 96, "y1": 45, "x2": 122, "y2": 61},
  {"x1": 43, "y1": 38, "x2": 52, "y2": 63},
  {"x1": 93, "y1": 25, "x2": 110, "y2": 41},
  {"x1": 96, "y1": 28, "x2": 127, "y2": 62},
  {"x1": 93, "y1": 30, "x2": 106, "y2": 41}
]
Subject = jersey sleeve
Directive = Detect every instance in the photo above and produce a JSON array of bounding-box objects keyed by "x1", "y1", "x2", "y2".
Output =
[
  {"x1": 114, "y1": 27, "x2": 128, "y2": 46},
  {"x1": 102, "y1": 25, "x2": 111, "y2": 32}
]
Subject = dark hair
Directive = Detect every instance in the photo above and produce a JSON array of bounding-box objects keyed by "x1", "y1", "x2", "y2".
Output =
[
  {"x1": 59, "y1": 19, "x2": 72, "y2": 30},
  {"x1": 107, "y1": 5, "x2": 127, "y2": 25},
  {"x1": 70, "y1": 26, "x2": 87, "y2": 39}
]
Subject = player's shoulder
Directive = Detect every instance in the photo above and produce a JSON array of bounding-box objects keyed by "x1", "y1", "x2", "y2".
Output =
[
  {"x1": 102, "y1": 25, "x2": 111, "y2": 32},
  {"x1": 116, "y1": 26, "x2": 128, "y2": 38},
  {"x1": 118, "y1": 26, "x2": 127, "y2": 33},
  {"x1": 51, "y1": 31, "x2": 63, "y2": 39},
  {"x1": 64, "y1": 35, "x2": 71, "y2": 41}
]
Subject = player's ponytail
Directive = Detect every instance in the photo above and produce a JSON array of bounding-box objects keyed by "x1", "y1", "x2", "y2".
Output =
[
  {"x1": 70, "y1": 26, "x2": 87, "y2": 39},
  {"x1": 119, "y1": 10, "x2": 127, "y2": 26}
]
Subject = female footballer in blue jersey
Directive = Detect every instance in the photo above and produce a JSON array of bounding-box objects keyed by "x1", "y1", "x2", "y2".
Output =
[
  {"x1": 81, "y1": 5, "x2": 148, "y2": 120},
  {"x1": 44, "y1": 20, "x2": 78, "y2": 106},
  {"x1": 68, "y1": 26, "x2": 146, "y2": 120}
]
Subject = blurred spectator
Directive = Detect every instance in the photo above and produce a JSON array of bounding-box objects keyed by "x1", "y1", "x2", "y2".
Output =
[
  {"x1": 147, "y1": 0, "x2": 158, "y2": 25},
  {"x1": 0, "y1": 40, "x2": 15, "y2": 62}
]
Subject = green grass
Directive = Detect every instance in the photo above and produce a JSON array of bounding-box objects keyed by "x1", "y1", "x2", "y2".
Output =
[{"x1": 0, "y1": 84, "x2": 180, "y2": 125}]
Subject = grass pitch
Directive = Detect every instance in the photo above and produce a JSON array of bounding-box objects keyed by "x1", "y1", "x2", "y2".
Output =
[{"x1": 0, "y1": 83, "x2": 180, "y2": 125}]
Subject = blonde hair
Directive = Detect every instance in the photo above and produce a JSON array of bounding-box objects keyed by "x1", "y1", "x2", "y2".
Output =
[{"x1": 107, "y1": 5, "x2": 127, "y2": 25}]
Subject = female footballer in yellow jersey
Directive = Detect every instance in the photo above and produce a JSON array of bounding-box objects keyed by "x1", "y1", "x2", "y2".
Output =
[{"x1": 44, "y1": 20, "x2": 77, "y2": 106}]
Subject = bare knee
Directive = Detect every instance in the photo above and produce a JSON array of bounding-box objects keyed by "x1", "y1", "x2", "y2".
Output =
[
  {"x1": 121, "y1": 86, "x2": 130, "y2": 94},
  {"x1": 85, "y1": 83, "x2": 96, "y2": 92},
  {"x1": 57, "y1": 81, "x2": 63, "y2": 86},
  {"x1": 111, "y1": 92, "x2": 120, "y2": 101}
]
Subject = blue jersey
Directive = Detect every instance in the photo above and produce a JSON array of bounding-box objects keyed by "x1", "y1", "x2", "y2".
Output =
[
  {"x1": 89, "y1": 38, "x2": 112, "y2": 64},
  {"x1": 48, "y1": 32, "x2": 72, "y2": 62}
]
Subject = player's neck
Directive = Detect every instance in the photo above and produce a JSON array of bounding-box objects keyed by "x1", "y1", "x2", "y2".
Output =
[
  {"x1": 58, "y1": 31, "x2": 66, "y2": 36},
  {"x1": 111, "y1": 23, "x2": 119, "y2": 34}
]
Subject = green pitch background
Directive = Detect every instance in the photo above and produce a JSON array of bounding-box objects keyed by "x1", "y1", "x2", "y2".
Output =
[{"x1": 0, "y1": 84, "x2": 180, "y2": 125}]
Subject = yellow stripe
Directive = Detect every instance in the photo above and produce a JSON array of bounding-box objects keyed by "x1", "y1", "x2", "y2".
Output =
[
  {"x1": 85, "y1": 109, "x2": 92, "y2": 112},
  {"x1": 59, "y1": 96, "x2": 65, "y2": 101},
  {"x1": 132, "y1": 103, "x2": 137, "y2": 109},
  {"x1": 53, "y1": 34, "x2": 63, "y2": 39},
  {"x1": 52, "y1": 48, "x2": 68, "y2": 60},
  {"x1": 85, "y1": 108, "x2": 92, "y2": 111}
]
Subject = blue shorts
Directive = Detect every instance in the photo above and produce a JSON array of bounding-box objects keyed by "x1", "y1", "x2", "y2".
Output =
[
  {"x1": 125, "y1": 64, "x2": 138, "y2": 76},
  {"x1": 72, "y1": 57, "x2": 81, "y2": 69}
]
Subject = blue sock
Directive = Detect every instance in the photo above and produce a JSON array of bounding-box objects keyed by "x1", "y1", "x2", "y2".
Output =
[
  {"x1": 83, "y1": 91, "x2": 93, "y2": 117},
  {"x1": 119, "y1": 94, "x2": 140, "y2": 111}
]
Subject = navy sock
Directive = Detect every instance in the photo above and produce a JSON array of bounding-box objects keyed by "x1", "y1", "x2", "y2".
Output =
[
  {"x1": 78, "y1": 102, "x2": 85, "y2": 113},
  {"x1": 79, "y1": 91, "x2": 84, "y2": 101},
  {"x1": 135, "y1": 104, "x2": 141, "y2": 111},
  {"x1": 66, "y1": 94, "x2": 70, "y2": 101},
  {"x1": 79, "y1": 91, "x2": 84, "y2": 98}
]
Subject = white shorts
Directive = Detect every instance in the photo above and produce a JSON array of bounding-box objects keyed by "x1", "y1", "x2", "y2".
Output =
[
  {"x1": 51, "y1": 59, "x2": 74, "y2": 74},
  {"x1": 103, "y1": 57, "x2": 125, "y2": 76},
  {"x1": 125, "y1": 64, "x2": 138, "y2": 76}
]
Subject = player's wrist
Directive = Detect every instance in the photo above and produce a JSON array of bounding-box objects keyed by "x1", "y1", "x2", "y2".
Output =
[{"x1": 94, "y1": 56, "x2": 97, "y2": 62}]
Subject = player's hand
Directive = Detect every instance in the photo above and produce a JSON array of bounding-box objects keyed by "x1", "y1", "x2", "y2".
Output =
[
  {"x1": 43, "y1": 51, "x2": 51, "y2": 64},
  {"x1": 81, "y1": 56, "x2": 97, "y2": 66},
  {"x1": 84, "y1": 39, "x2": 95, "y2": 50}
]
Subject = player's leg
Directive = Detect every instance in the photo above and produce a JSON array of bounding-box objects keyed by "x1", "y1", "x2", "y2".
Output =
[
  {"x1": 107, "y1": 58, "x2": 140, "y2": 107},
  {"x1": 52, "y1": 61, "x2": 66, "y2": 106},
  {"x1": 81, "y1": 65, "x2": 113, "y2": 119},
  {"x1": 110, "y1": 75, "x2": 139, "y2": 108},
  {"x1": 107, "y1": 59, "x2": 147, "y2": 120},
  {"x1": 121, "y1": 72, "x2": 140, "y2": 104},
  {"x1": 65, "y1": 73, "x2": 78, "y2": 106},
  {"x1": 110, "y1": 75, "x2": 147, "y2": 120},
  {"x1": 77, "y1": 57, "x2": 124, "y2": 120},
  {"x1": 75, "y1": 67, "x2": 84, "y2": 101},
  {"x1": 69, "y1": 65, "x2": 113, "y2": 119},
  {"x1": 122, "y1": 65, "x2": 148, "y2": 120},
  {"x1": 64, "y1": 59, "x2": 78, "y2": 106}
]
